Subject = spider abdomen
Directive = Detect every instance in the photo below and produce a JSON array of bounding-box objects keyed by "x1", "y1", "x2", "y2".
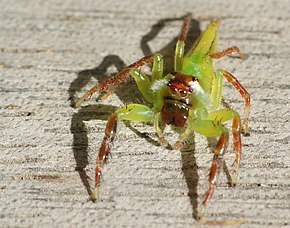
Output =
[{"x1": 161, "y1": 99, "x2": 190, "y2": 127}]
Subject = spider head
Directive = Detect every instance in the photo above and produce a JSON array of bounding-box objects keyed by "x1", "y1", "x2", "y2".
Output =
[{"x1": 167, "y1": 72, "x2": 199, "y2": 98}]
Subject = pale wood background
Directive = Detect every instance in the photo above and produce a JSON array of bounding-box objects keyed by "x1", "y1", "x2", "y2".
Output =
[{"x1": 0, "y1": 0, "x2": 289, "y2": 227}]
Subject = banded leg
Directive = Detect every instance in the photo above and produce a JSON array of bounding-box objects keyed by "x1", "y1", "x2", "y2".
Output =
[
  {"x1": 207, "y1": 109, "x2": 242, "y2": 185},
  {"x1": 192, "y1": 119, "x2": 229, "y2": 219},
  {"x1": 174, "y1": 14, "x2": 191, "y2": 71},
  {"x1": 92, "y1": 113, "x2": 117, "y2": 201},
  {"x1": 75, "y1": 54, "x2": 155, "y2": 107},
  {"x1": 91, "y1": 104, "x2": 155, "y2": 201},
  {"x1": 209, "y1": 45, "x2": 246, "y2": 60},
  {"x1": 201, "y1": 130, "x2": 229, "y2": 219},
  {"x1": 216, "y1": 69, "x2": 250, "y2": 135}
]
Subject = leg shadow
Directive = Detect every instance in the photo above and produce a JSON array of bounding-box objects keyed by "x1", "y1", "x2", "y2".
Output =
[{"x1": 180, "y1": 133, "x2": 199, "y2": 219}]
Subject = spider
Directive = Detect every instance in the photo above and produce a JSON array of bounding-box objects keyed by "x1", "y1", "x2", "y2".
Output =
[{"x1": 75, "y1": 15, "x2": 250, "y2": 219}]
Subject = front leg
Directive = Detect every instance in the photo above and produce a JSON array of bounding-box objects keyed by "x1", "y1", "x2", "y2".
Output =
[
  {"x1": 91, "y1": 104, "x2": 155, "y2": 201},
  {"x1": 174, "y1": 14, "x2": 191, "y2": 71},
  {"x1": 129, "y1": 53, "x2": 164, "y2": 103},
  {"x1": 75, "y1": 54, "x2": 155, "y2": 108}
]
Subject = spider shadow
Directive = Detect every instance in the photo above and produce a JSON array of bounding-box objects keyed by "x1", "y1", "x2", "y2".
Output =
[{"x1": 69, "y1": 14, "x2": 202, "y2": 217}]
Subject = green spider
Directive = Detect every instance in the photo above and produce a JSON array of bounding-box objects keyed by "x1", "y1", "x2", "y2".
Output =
[{"x1": 75, "y1": 15, "x2": 250, "y2": 218}]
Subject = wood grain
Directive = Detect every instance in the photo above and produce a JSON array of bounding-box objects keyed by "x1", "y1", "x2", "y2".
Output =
[{"x1": 0, "y1": 0, "x2": 289, "y2": 227}]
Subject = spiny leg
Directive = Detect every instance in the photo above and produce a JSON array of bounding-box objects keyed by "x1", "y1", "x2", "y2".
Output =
[
  {"x1": 231, "y1": 113, "x2": 242, "y2": 184},
  {"x1": 207, "y1": 109, "x2": 242, "y2": 185},
  {"x1": 192, "y1": 120, "x2": 229, "y2": 219},
  {"x1": 199, "y1": 129, "x2": 229, "y2": 219},
  {"x1": 174, "y1": 14, "x2": 191, "y2": 71},
  {"x1": 216, "y1": 69, "x2": 250, "y2": 135},
  {"x1": 91, "y1": 104, "x2": 155, "y2": 201},
  {"x1": 92, "y1": 112, "x2": 117, "y2": 201},
  {"x1": 209, "y1": 46, "x2": 246, "y2": 60},
  {"x1": 75, "y1": 54, "x2": 155, "y2": 108}
]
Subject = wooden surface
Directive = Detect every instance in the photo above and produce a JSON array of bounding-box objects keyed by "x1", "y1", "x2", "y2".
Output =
[{"x1": 0, "y1": 0, "x2": 289, "y2": 227}]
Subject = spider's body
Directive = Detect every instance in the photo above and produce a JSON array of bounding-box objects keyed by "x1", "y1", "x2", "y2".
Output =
[
  {"x1": 76, "y1": 15, "x2": 250, "y2": 219},
  {"x1": 161, "y1": 73, "x2": 196, "y2": 127}
]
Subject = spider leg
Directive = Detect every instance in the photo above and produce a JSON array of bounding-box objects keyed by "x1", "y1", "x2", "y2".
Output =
[
  {"x1": 153, "y1": 112, "x2": 165, "y2": 145},
  {"x1": 92, "y1": 112, "x2": 117, "y2": 201},
  {"x1": 175, "y1": 125, "x2": 193, "y2": 149},
  {"x1": 210, "y1": 71, "x2": 223, "y2": 110},
  {"x1": 200, "y1": 130, "x2": 229, "y2": 219},
  {"x1": 209, "y1": 46, "x2": 246, "y2": 60},
  {"x1": 152, "y1": 53, "x2": 163, "y2": 82},
  {"x1": 174, "y1": 14, "x2": 191, "y2": 71},
  {"x1": 192, "y1": 119, "x2": 229, "y2": 219},
  {"x1": 216, "y1": 69, "x2": 250, "y2": 135},
  {"x1": 129, "y1": 68, "x2": 153, "y2": 103},
  {"x1": 207, "y1": 109, "x2": 242, "y2": 185},
  {"x1": 91, "y1": 104, "x2": 155, "y2": 201},
  {"x1": 75, "y1": 54, "x2": 155, "y2": 108}
]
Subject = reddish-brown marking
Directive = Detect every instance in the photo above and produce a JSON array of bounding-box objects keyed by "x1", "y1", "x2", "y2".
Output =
[{"x1": 161, "y1": 101, "x2": 189, "y2": 127}]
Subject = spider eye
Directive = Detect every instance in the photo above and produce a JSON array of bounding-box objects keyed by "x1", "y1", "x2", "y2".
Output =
[
  {"x1": 170, "y1": 87, "x2": 178, "y2": 94},
  {"x1": 179, "y1": 89, "x2": 188, "y2": 97},
  {"x1": 169, "y1": 73, "x2": 176, "y2": 80}
]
